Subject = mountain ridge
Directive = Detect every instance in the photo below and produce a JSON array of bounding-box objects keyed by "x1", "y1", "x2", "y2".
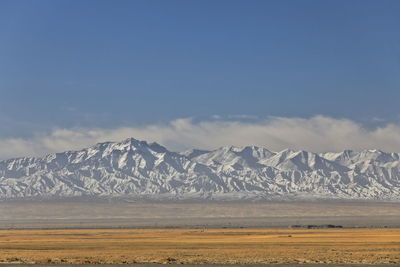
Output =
[{"x1": 1, "y1": 137, "x2": 400, "y2": 201}]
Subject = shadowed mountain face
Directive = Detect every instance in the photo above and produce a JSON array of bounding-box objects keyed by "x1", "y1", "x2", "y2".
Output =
[{"x1": 0, "y1": 138, "x2": 400, "y2": 200}]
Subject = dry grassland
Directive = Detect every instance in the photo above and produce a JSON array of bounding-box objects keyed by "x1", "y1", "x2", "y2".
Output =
[{"x1": 0, "y1": 228, "x2": 399, "y2": 264}]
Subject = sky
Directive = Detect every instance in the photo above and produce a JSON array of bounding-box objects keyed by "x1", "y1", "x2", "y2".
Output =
[{"x1": 1, "y1": 0, "x2": 400, "y2": 158}]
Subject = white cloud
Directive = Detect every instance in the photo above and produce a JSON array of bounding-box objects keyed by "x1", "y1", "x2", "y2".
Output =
[
  {"x1": 226, "y1": 114, "x2": 259, "y2": 120},
  {"x1": 1, "y1": 115, "x2": 400, "y2": 160}
]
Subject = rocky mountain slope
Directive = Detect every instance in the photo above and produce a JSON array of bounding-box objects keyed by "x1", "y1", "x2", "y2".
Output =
[{"x1": 1, "y1": 138, "x2": 399, "y2": 200}]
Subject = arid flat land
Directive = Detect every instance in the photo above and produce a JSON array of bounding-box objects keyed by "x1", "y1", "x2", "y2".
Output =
[
  {"x1": 0, "y1": 228, "x2": 399, "y2": 264},
  {"x1": 1, "y1": 201, "x2": 400, "y2": 229}
]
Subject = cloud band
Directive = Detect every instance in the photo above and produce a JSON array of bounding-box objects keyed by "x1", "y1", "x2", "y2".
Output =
[{"x1": 1, "y1": 115, "x2": 400, "y2": 160}]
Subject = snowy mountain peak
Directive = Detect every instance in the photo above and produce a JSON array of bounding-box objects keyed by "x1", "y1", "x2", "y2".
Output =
[
  {"x1": 0, "y1": 137, "x2": 400, "y2": 200},
  {"x1": 182, "y1": 149, "x2": 211, "y2": 159}
]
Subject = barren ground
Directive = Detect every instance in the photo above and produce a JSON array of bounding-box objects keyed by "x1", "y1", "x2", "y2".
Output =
[
  {"x1": 0, "y1": 228, "x2": 399, "y2": 264},
  {"x1": 1, "y1": 201, "x2": 400, "y2": 229}
]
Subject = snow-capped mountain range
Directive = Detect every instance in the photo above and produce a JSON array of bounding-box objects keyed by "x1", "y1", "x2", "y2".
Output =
[{"x1": 1, "y1": 138, "x2": 399, "y2": 200}]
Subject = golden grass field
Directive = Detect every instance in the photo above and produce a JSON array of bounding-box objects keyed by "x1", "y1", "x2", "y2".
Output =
[{"x1": 0, "y1": 228, "x2": 399, "y2": 264}]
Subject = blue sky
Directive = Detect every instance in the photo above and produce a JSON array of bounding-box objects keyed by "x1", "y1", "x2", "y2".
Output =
[{"x1": 1, "y1": 0, "x2": 400, "y2": 157}]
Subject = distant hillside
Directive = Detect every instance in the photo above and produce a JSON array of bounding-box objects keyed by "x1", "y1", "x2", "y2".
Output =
[{"x1": 1, "y1": 138, "x2": 399, "y2": 200}]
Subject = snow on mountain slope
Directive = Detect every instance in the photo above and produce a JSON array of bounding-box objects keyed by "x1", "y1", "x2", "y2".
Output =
[{"x1": 0, "y1": 137, "x2": 400, "y2": 200}]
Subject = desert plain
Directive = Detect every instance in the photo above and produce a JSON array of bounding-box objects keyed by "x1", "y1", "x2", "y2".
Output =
[
  {"x1": 0, "y1": 228, "x2": 399, "y2": 264},
  {"x1": 1, "y1": 200, "x2": 400, "y2": 265}
]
